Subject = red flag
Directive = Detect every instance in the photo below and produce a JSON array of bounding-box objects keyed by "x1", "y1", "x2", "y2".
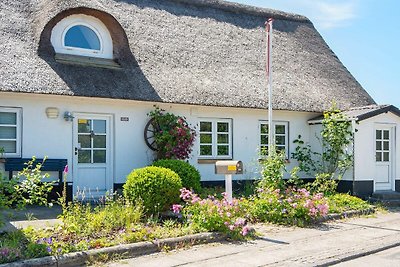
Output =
[{"x1": 265, "y1": 18, "x2": 274, "y2": 79}]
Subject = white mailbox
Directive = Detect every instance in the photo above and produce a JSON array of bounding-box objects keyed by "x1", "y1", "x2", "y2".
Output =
[{"x1": 215, "y1": 160, "x2": 243, "y2": 202}]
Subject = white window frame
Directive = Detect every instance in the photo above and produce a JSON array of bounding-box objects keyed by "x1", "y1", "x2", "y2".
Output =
[
  {"x1": 198, "y1": 118, "x2": 232, "y2": 159},
  {"x1": 51, "y1": 14, "x2": 113, "y2": 59},
  {"x1": 259, "y1": 121, "x2": 289, "y2": 158},
  {"x1": 0, "y1": 107, "x2": 22, "y2": 157}
]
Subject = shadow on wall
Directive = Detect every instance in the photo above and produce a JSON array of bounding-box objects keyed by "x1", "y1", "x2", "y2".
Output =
[{"x1": 37, "y1": 7, "x2": 162, "y2": 103}]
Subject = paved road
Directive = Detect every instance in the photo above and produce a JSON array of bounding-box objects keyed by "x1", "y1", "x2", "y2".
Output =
[
  {"x1": 107, "y1": 210, "x2": 400, "y2": 267},
  {"x1": 335, "y1": 245, "x2": 400, "y2": 266}
]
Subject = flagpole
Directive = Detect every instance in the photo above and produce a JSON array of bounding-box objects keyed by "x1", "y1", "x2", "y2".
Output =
[{"x1": 266, "y1": 18, "x2": 274, "y2": 157}]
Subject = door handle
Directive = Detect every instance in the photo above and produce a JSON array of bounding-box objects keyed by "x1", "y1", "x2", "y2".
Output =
[{"x1": 75, "y1": 147, "x2": 79, "y2": 155}]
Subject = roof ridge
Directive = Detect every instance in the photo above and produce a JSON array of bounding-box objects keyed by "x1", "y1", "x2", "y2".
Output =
[
  {"x1": 348, "y1": 104, "x2": 390, "y2": 111},
  {"x1": 170, "y1": 0, "x2": 311, "y2": 23}
]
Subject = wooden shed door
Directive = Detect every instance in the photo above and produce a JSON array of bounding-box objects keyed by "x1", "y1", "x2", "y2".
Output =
[
  {"x1": 375, "y1": 126, "x2": 394, "y2": 191},
  {"x1": 73, "y1": 114, "x2": 113, "y2": 199}
]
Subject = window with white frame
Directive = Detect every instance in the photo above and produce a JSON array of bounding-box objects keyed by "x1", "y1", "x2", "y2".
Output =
[
  {"x1": 199, "y1": 119, "x2": 232, "y2": 158},
  {"x1": 0, "y1": 107, "x2": 22, "y2": 157},
  {"x1": 51, "y1": 14, "x2": 113, "y2": 59},
  {"x1": 259, "y1": 121, "x2": 289, "y2": 158}
]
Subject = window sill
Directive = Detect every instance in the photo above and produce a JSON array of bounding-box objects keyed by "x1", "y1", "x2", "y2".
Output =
[
  {"x1": 55, "y1": 53, "x2": 121, "y2": 70},
  {"x1": 198, "y1": 158, "x2": 233, "y2": 164}
]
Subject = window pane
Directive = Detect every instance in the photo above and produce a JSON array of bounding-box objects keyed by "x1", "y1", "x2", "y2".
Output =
[
  {"x1": 78, "y1": 135, "x2": 91, "y2": 148},
  {"x1": 217, "y1": 145, "x2": 229, "y2": 156},
  {"x1": 93, "y1": 120, "x2": 106, "y2": 134},
  {"x1": 0, "y1": 141, "x2": 16, "y2": 153},
  {"x1": 376, "y1": 152, "x2": 382, "y2": 162},
  {"x1": 383, "y1": 152, "x2": 389, "y2": 161},
  {"x1": 200, "y1": 122, "x2": 212, "y2": 132},
  {"x1": 217, "y1": 122, "x2": 228, "y2": 132},
  {"x1": 376, "y1": 141, "x2": 382, "y2": 151},
  {"x1": 0, "y1": 127, "x2": 16, "y2": 139},
  {"x1": 93, "y1": 135, "x2": 106, "y2": 148},
  {"x1": 93, "y1": 150, "x2": 106, "y2": 163},
  {"x1": 276, "y1": 146, "x2": 285, "y2": 152},
  {"x1": 260, "y1": 146, "x2": 268, "y2": 156},
  {"x1": 275, "y1": 124, "x2": 285, "y2": 134},
  {"x1": 383, "y1": 130, "x2": 389, "y2": 140},
  {"x1": 383, "y1": 141, "x2": 389, "y2": 151},
  {"x1": 65, "y1": 25, "x2": 101, "y2": 50},
  {"x1": 78, "y1": 119, "x2": 91, "y2": 133},
  {"x1": 276, "y1": 136, "x2": 285, "y2": 145},
  {"x1": 260, "y1": 135, "x2": 268, "y2": 145},
  {"x1": 200, "y1": 134, "x2": 212, "y2": 144},
  {"x1": 0, "y1": 112, "x2": 17, "y2": 125},
  {"x1": 78, "y1": 150, "x2": 91, "y2": 163},
  {"x1": 376, "y1": 130, "x2": 382, "y2": 139},
  {"x1": 217, "y1": 134, "x2": 228, "y2": 144},
  {"x1": 200, "y1": 145, "x2": 212, "y2": 156},
  {"x1": 260, "y1": 124, "x2": 268, "y2": 134}
]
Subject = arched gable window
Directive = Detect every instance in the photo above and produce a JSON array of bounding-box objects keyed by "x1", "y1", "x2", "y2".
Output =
[{"x1": 51, "y1": 14, "x2": 113, "y2": 59}]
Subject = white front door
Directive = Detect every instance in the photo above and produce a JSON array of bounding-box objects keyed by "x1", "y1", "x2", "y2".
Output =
[
  {"x1": 375, "y1": 126, "x2": 394, "y2": 191},
  {"x1": 73, "y1": 114, "x2": 113, "y2": 199}
]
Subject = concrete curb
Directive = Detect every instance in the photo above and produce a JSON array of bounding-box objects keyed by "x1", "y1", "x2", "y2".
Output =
[
  {"x1": 314, "y1": 207, "x2": 376, "y2": 223},
  {"x1": 2, "y1": 232, "x2": 225, "y2": 267},
  {"x1": 317, "y1": 239, "x2": 400, "y2": 266}
]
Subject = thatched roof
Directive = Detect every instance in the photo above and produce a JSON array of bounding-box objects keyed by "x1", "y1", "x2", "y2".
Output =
[{"x1": 0, "y1": 0, "x2": 375, "y2": 112}]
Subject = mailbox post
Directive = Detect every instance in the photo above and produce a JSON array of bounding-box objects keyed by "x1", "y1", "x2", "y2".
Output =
[{"x1": 215, "y1": 160, "x2": 243, "y2": 202}]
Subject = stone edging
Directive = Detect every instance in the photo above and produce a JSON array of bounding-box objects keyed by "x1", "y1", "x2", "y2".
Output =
[
  {"x1": 314, "y1": 207, "x2": 376, "y2": 223},
  {"x1": 2, "y1": 232, "x2": 225, "y2": 267}
]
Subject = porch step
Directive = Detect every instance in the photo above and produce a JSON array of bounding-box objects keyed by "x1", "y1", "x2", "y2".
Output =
[{"x1": 369, "y1": 191, "x2": 400, "y2": 206}]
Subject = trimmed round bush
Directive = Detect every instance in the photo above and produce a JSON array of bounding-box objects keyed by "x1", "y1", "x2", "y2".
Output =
[
  {"x1": 123, "y1": 166, "x2": 182, "y2": 214},
  {"x1": 152, "y1": 159, "x2": 201, "y2": 192}
]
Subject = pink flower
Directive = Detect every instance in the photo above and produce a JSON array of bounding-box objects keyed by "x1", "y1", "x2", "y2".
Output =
[
  {"x1": 304, "y1": 199, "x2": 314, "y2": 209},
  {"x1": 241, "y1": 225, "x2": 251, "y2": 236},
  {"x1": 180, "y1": 188, "x2": 193, "y2": 201},
  {"x1": 313, "y1": 193, "x2": 324, "y2": 200},
  {"x1": 191, "y1": 195, "x2": 200, "y2": 204},
  {"x1": 234, "y1": 218, "x2": 246, "y2": 226},
  {"x1": 63, "y1": 165, "x2": 68, "y2": 174},
  {"x1": 317, "y1": 203, "x2": 329, "y2": 216},
  {"x1": 172, "y1": 204, "x2": 182, "y2": 214}
]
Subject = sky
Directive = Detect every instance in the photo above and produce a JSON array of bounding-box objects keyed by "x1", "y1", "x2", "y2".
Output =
[{"x1": 231, "y1": 0, "x2": 400, "y2": 107}]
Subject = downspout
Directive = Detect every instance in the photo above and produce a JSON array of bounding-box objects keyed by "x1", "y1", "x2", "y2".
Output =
[{"x1": 351, "y1": 119, "x2": 357, "y2": 195}]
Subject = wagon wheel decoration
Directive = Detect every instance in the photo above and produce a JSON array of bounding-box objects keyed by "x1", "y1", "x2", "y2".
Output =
[{"x1": 144, "y1": 118, "x2": 161, "y2": 151}]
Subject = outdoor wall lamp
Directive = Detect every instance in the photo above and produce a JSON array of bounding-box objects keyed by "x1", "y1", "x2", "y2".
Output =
[
  {"x1": 64, "y1": 111, "x2": 74, "y2": 122},
  {"x1": 45, "y1": 107, "x2": 59, "y2": 119}
]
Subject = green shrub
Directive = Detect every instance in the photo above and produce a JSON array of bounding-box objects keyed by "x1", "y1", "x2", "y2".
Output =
[
  {"x1": 152, "y1": 159, "x2": 201, "y2": 192},
  {"x1": 123, "y1": 166, "x2": 182, "y2": 214},
  {"x1": 327, "y1": 193, "x2": 372, "y2": 213},
  {"x1": 249, "y1": 188, "x2": 329, "y2": 226}
]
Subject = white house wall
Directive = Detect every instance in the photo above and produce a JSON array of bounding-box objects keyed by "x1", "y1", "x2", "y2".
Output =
[
  {"x1": 354, "y1": 112, "x2": 400, "y2": 188},
  {"x1": 0, "y1": 92, "x2": 318, "y2": 186}
]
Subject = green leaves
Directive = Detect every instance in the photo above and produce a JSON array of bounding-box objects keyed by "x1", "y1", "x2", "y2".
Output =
[{"x1": 291, "y1": 104, "x2": 353, "y2": 195}]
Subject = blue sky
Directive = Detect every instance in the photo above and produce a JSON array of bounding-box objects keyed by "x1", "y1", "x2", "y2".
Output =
[{"x1": 231, "y1": 0, "x2": 400, "y2": 107}]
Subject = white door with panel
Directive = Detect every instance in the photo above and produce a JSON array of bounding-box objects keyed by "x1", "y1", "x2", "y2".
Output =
[
  {"x1": 73, "y1": 114, "x2": 113, "y2": 199},
  {"x1": 375, "y1": 126, "x2": 394, "y2": 191}
]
